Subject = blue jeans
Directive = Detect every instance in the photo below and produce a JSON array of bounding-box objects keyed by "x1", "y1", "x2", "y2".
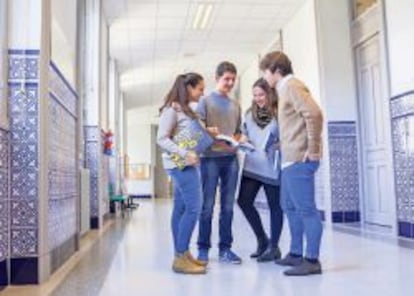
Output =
[
  {"x1": 197, "y1": 155, "x2": 239, "y2": 251},
  {"x1": 168, "y1": 166, "x2": 202, "y2": 254},
  {"x1": 281, "y1": 161, "x2": 322, "y2": 259}
]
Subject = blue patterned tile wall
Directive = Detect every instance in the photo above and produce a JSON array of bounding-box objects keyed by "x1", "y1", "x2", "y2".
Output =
[
  {"x1": 0, "y1": 128, "x2": 9, "y2": 263},
  {"x1": 48, "y1": 61, "x2": 78, "y2": 251},
  {"x1": 328, "y1": 121, "x2": 360, "y2": 222},
  {"x1": 315, "y1": 159, "x2": 326, "y2": 220},
  {"x1": 8, "y1": 50, "x2": 40, "y2": 257},
  {"x1": 101, "y1": 152, "x2": 109, "y2": 216},
  {"x1": 85, "y1": 125, "x2": 100, "y2": 225},
  {"x1": 390, "y1": 91, "x2": 414, "y2": 238}
]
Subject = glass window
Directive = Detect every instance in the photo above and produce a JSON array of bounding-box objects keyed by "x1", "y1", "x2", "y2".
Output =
[{"x1": 353, "y1": 0, "x2": 378, "y2": 19}]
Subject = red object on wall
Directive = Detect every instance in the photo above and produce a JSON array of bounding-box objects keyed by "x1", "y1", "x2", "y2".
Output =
[{"x1": 104, "y1": 130, "x2": 114, "y2": 156}]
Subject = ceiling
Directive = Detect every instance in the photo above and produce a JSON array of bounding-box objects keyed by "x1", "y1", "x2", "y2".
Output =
[{"x1": 104, "y1": 0, "x2": 305, "y2": 109}]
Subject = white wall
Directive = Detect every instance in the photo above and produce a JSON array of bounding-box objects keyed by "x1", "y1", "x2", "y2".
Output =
[
  {"x1": 126, "y1": 105, "x2": 159, "y2": 196},
  {"x1": 100, "y1": 16, "x2": 109, "y2": 130},
  {"x1": 0, "y1": 0, "x2": 7, "y2": 129},
  {"x1": 126, "y1": 105, "x2": 159, "y2": 165},
  {"x1": 283, "y1": 0, "x2": 322, "y2": 104},
  {"x1": 315, "y1": 0, "x2": 357, "y2": 120},
  {"x1": 51, "y1": 0, "x2": 77, "y2": 86},
  {"x1": 8, "y1": 0, "x2": 42, "y2": 49},
  {"x1": 239, "y1": 58, "x2": 260, "y2": 113},
  {"x1": 385, "y1": 0, "x2": 414, "y2": 96},
  {"x1": 120, "y1": 93, "x2": 126, "y2": 155}
]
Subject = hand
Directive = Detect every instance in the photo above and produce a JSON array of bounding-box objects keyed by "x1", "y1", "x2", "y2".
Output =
[
  {"x1": 185, "y1": 151, "x2": 199, "y2": 166},
  {"x1": 206, "y1": 127, "x2": 220, "y2": 137},
  {"x1": 303, "y1": 150, "x2": 321, "y2": 162},
  {"x1": 238, "y1": 135, "x2": 248, "y2": 143}
]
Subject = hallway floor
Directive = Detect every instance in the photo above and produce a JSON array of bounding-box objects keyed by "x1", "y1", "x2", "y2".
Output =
[{"x1": 3, "y1": 198, "x2": 414, "y2": 296}]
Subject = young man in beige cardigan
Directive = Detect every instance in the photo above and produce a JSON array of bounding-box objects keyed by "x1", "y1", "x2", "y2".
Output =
[{"x1": 260, "y1": 51, "x2": 324, "y2": 276}]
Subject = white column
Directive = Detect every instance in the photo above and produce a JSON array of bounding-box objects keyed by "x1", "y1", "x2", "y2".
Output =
[
  {"x1": 7, "y1": 0, "x2": 52, "y2": 284},
  {"x1": 82, "y1": 0, "x2": 110, "y2": 229},
  {"x1": 0, "y1": 0, "x2": 7, "y2": 129}
]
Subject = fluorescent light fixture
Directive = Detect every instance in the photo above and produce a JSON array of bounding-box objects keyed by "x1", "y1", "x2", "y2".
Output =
[
  {"x1": 201, "y1": 4, "x2": 213, "y2": 29},
  {"x1": 193, "y1": 4, "x2": 205, "y2": 29},
  {"x1": 193, "y1": 3, "x2": 213, "y2": 30}
]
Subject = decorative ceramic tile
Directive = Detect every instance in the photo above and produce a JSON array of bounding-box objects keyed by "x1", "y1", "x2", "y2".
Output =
[
  {"x1": 391, "y1": 92, "x2": 414, "y2": 224},
  {"x1": 49, "y1": 62, "x2": 77, "y2": 117},
  {"x1": 10, "y1": 167, "x2": 38, "y2": 199},
  {"x1": 390, "y1": 92, "x2": 414, "y2": 119},
  {"x1": 328, "y1": 122, "x2": 360, "y2": 213},
  {"x1": 0, "y1": 129, "x2": 8, "y2": 261},
  {"x1": 85, "y1": 127, "x2": 100, "y2": 218},
  {"x1": 101, "y1": 155, "x2": 110, "y2": 215},
  {"x1": 10, "y1": 228, "x2": 38, "y2": 257},
  {"x1": 8, "y1": 57, "x2": 39, "y2": 81},
  {"x1": 0, "y1": 129, "x2": 8, "y2": 169},
  {"x1": 10, "y1": 200, "x2": 37, "y2": 227},
  {"x1": 47, "y1": 62, "x2": 78, "y2": 251},
  {"x1": 8, "y1": 50, "x2": 39, "y2": 256},
  {"x1": 315, "y1": 160, "x2": 325, "y2": 210},
  {"x1": 48, "y1": 199, "x2": 76, "y2": 250}
]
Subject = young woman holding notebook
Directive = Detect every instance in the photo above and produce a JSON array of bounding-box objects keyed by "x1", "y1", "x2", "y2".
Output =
[{"x1": 157, "y1": 73, "x2": 211, "y2": 275}]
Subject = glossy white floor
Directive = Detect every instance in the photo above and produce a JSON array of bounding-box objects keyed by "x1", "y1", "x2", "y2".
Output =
[{"x1": 3, "y1": 198, "x2": 414, "y2": 296}]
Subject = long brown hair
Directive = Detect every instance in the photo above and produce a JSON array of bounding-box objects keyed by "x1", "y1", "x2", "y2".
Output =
[
  {"x1": 159, "y1": 72, "x2": 204, "y2": 119},
  {"x1": 248, "y1": 78, "x2": 278, "y2": 118}
]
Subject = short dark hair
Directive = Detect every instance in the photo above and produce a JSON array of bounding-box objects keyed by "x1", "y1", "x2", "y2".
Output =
[
  {"x1": 216, "y1": 61, "x2": 237, "y2": 77},
  {"x1": 259, "y1": 51, "x2": 293, "y2": 76}
]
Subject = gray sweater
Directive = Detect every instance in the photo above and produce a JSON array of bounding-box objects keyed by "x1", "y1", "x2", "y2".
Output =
[
  {"x1": 242, "y1": 111, "x2": 280, "y2": 185},
  {"x1": 196, "y1": 91, "x2": 241, "y2": 157},
  {"x1": 157, "y1": 107, "x2": 192, "y2": 169}
]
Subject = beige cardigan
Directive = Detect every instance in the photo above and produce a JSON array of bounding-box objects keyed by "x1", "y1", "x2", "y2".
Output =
[{"x1": 278, "y1": 77, "x2": 323, "y2": 163}]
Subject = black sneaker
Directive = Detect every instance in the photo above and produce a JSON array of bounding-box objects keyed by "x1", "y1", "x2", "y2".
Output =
[
  {"x1": 250, "y1": 239, "x2": 269, "y2": 258},
  {"x1": 284, "y1": 259, "x2": 322, "y2": 276},
  {"x1": 275, "y1": 254, "x2": 303, "y2": 266},
  {"x1": 257, "y1": 246, "x2": 281, "y2": 262}
]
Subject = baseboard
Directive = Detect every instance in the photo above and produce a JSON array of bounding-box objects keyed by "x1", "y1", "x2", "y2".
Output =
[{"x1": 10, "y1": 257, "x2": 39, "y2": 285}]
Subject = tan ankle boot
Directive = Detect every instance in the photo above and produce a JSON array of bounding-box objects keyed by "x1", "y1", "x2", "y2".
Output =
[
  {"x1": 172, "y1": 255, "x2": 206, "y2": 274},
  {"x1": 184, "y1": 251, "x2": 208, "y2": 267}
]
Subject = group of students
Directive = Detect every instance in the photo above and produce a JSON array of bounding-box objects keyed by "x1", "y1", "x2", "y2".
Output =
[{"x1": 157, "y1": 51, "x2": 324, "y2": 277}]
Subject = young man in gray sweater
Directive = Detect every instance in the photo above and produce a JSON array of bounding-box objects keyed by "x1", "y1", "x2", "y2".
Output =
[
  {"x1": 196, "y1": 61, "x2": 242, "y2": 264},
  {"x1": 261, "y1": 51, "x2": 324, "y2": 276}
]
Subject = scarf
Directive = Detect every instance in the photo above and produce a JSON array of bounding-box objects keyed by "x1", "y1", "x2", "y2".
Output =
[{"x1": 252, "y1": 105, "x2": 272, "y2": 128}]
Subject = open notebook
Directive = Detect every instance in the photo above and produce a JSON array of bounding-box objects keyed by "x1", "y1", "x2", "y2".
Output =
[{"x1": 215, "y1": 134, "x2": 255, "y2": 152}]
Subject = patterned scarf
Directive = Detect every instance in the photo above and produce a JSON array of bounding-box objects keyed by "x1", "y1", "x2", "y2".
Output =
[{"x1": 252, "y1": 105, "x2": 272, "y2": 128}]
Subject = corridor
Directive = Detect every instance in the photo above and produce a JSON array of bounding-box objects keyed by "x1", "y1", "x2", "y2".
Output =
[
  {"x1": 1, "y1": 0, "x2": 414, "y2": 293},
  {"x1": 3, "y1": 199, "x2": 414, "y2": 296}
]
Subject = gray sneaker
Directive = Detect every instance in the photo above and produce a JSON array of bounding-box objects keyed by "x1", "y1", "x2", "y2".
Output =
[
  {"x1": 284, "y1": 259, "x2": 322, "y2": 276},
  {"x1": 275, "y1": 254, "x2": 303, "y2": 266},
  {"x1": 219, "y1": 249, "x2": 242, "y2": 264}
]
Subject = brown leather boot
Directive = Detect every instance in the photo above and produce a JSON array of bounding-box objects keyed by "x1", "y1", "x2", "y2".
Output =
[
  {"x1": 184, "y1": 251, "x2": 208, "y2": 267},
  {"x1": 172, "y1": 255, "x2": 207, "y2": 274}
]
